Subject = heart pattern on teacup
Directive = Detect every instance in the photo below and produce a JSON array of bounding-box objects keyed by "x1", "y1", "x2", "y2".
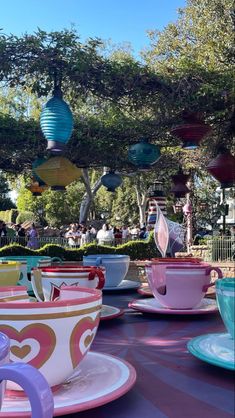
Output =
[
  {"x1": 11, "y1": 344, "x2": 31, "y2": 359},
  {"x1": 0, "y1": 323, "x2": 56, "y2": 369},
  {"x1": 70, "y1": 315, "x2": 100, "y2": 368}
]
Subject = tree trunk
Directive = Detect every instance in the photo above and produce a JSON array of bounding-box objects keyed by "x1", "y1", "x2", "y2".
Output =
[
  {"x1": 135, "y1": 182, "x2": 148, "y2": 227},
  {"x1": 79, "y1": 168, "x2": 102, "y2": 224}
]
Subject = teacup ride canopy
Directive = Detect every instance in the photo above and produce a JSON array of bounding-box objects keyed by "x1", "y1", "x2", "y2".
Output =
[
  {"x1": 34, "y1": 156, "x2": 81, "y2": 191},
  {"x1": 40, "y1": 87, "x2": 74, "y2": 153},
  {"x1": 128, "y1": 138, "x2": 161, "y2": 171},
  {"x1": 101, "y1": 171, "x2": 122, "y2": 192},
  {"x1": 170, "y1": 113, "x2": 212, "y2": 150}
]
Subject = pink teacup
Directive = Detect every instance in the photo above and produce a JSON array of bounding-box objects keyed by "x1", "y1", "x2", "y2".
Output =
[
  {"x1": 0, "y1": 287, "x2": 102, "y2": 390},
  {"x1": 146, "y1": 262, "x2": 223, "y2": 309}
]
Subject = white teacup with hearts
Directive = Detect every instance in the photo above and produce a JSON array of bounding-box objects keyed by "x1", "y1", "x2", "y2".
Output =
[{"x1": 0, "y1": 287, "x2": 102, "y2": 390}]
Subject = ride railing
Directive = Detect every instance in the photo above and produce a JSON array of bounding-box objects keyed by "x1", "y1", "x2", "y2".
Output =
[
  {"x1": 0, "y1": 236, "x2": 69, "y2": 248},
  {"x1": 206, "y1": 236, "x2": 235, "y2": 262}
]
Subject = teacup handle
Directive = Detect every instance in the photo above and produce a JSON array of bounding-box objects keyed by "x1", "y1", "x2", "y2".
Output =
[
  {"x1": 0, "y1": 362, "x2": 54, "y2": 418},
  {"x1": 202, "y1": 267, "x2": 223, "y2": 292},
  {"x1": 88, "y1": 269, "x2": 105, "y2": 290},
  {"x1": 31, "y1": 269, "x2": 44, "y2": 302},
  {"x1": 51, "y1": 257, "x2": 62, "y2": 264},
  {"x1": 95, "y1": 257, "x2": 102, "y2": 266}
]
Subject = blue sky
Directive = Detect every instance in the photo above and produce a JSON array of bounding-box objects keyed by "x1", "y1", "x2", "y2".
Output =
[{"x1": 2, "y1": 0, "x2": 186, "y2": 56}]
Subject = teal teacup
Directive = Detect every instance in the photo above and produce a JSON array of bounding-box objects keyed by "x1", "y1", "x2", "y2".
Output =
[{"x1": 216, "y1": 278, "x2": 235, "y2": 340}]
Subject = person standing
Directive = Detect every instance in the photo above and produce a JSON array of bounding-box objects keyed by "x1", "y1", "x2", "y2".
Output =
[{"x1": 27, "y1": 223, "x2": 39, "y2": 249}]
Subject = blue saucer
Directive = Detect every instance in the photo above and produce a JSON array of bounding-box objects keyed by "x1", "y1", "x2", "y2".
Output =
[{"x1": 187, "y1": 332, "x2": 235, "y2": 370}]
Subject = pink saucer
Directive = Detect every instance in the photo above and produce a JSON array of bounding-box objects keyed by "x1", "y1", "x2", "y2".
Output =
[
  {"x1": 128, "y1": 297, "x2": 218, "y2": 315},
  {"x1": 101, "y1": 305, "x2": 124, "y2": 320},
  {"x1": 137, "y1": 285, "x2": 153, "y2": 297},
  {"x1": 0, "y1": 352, "x2": 136, "y2": 417}
]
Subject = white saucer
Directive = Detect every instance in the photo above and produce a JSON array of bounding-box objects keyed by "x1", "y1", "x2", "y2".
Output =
[
  {"x1": 187, "y1": 333, "x2": 235, "y2": 370},
  {"x1": 103, "y1": 280, "x2": 140, "y2": 291},
  {"x1": 0, "y1": 352, "x2": 136, "y2": 417},
  {"x1": 101, "y1": 305, "x2": 124, "y2": 320},
  {"x1": 128, "y1": 297, "x2": 218, "y2": 315}
]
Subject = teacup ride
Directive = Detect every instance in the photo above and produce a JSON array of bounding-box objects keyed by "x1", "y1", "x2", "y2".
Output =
[
  {"x1": 0, "y1": 256, "x2": 62, "y2": 293},
  {"x1": 188, "y1": 277, "x2": 235, "y2": 370},
  {"x1": 31, "y1": 265, "x2": 124, "y2": 321},
  {"x1": 0, "y1": 287, "x2": 136, "y2": 416},
  {"x1": 129, "y1": 259, "x2": 222, "y2": 315},
  {"x1": 83, "y1": 254, "x2": 140, "y2": 291}
]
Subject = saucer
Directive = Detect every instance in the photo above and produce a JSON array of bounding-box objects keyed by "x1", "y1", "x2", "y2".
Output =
[
  {"x1": 101, "y1": 305, "x2": 124, "y2": 320},
  {"x1": 137, "y1": 285, "x2": 153, "y2": 297},
  {"x1": 103, "y1": 280, "x2": 140, "y2": 291},
  {"x1": 0, "y1": 352, "x2": 136, "y2": 417},
  {"x1": 128, "y1": 297, "x2": 218, "y2": 315},
  {"x1": 187, "y1": 333, "x2": 235, "y2": 370}
]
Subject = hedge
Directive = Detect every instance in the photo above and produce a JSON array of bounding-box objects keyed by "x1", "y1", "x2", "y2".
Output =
[
  {"x1": 0, "y1": 209, "x2": 19, "y2": 223},
  {"x1": 0, "y1": 232, "x2": 160, "y2": 261}
]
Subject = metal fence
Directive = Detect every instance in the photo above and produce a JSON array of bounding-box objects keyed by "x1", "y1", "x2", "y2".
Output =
[
  {"x1": 206, "y1": 236, "x2": 235, "y2": 262},
  {"x1": 0, "y1": 236, "x2": 69, "y2": 248}
]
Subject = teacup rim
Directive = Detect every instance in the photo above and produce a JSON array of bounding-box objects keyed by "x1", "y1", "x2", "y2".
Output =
[
  {"x1": 0, "y1": 286, "x2": 102, "y2": 309},
  {"x1": 216, "y1": 277, "x2": 235, "y2": 289},
  {"x1": 0, "y1": 286, "x2": 28, "y2": 292},
  {"x1": 83, "y1": 254, "x2": 130, "y2": 259},
  {"x1": 35, "y1": 265, "x2": 104, "y2": 272}
]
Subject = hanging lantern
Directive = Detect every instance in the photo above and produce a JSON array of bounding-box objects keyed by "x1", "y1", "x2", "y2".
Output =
[
  {"x1": 170, "y1": 113, "x2": 211, "y2": 150},
  {"x1": 147, "y1": 180, "x2": 167, "y2": 226},
  {"x1": 101, "y1": 171, "x2": 122, "y2": 192},
  {"x1": 27, "y1": 180, "x2": 48, "y2": 197},
  {"x1": 32, "y1": 157, "x2": 48, "y2": 186},
  {"x1": 206, "y1": 148, "x2": 235, "y2": 188},
  {"x1": 128, "y1": 138, "x2": 161, "y2": 170},
  {"x1": 40, "y1": 88, "x2": 74, "y2": 152},
  {"x1": 34, "y1": 157, "x2": 81, "y2": 191},
  {"x1": 171, "y1": 170, "x2": 190, "y2": 198}
]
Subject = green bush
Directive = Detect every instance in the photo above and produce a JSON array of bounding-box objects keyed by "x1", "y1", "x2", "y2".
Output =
[
  {"x1": 16, "y1": 211, "x2": 36, "y2": 224},
  {"x1": 0, "y1": 244, "x2": 35, "y2": 256},
  {"x1": 0, "y1": 231, "x2": 160, "y2": 261}
]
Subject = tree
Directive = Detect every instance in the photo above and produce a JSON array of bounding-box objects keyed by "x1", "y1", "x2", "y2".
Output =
[{"x1": 0, "y1": 173, "x2": 15, "y2": 210}]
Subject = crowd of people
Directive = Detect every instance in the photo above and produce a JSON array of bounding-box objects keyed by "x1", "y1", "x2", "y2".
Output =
[
  {"x1": 63, "y1": 223, "x2": 152, "y2": 248},
  {"x1": 0, "y1": 219, "x2": 152, "y2": 250}
]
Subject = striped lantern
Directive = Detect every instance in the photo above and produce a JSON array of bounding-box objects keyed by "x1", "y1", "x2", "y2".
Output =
[
  {"x1": 147, "y1": 181, "x2": 167, "y2": 226},
  {"x1": 40, "y1": 89, "x2": 74, "y2": 152},
  {"x1": 34, "y1": 156, "x2": 81, "y2": 191}
]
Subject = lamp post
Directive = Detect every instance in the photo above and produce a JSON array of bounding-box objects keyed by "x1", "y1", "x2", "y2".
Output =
[{"x1": 183, "y1": 196, "x2": 193, "y2": 253}]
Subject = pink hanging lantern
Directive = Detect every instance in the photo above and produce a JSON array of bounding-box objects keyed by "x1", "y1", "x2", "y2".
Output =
[
  {"x1": 206, "y1": 148, "x2": 235, "y2": 188},
  {"x1": 170, "y1": 113, "x2": 212, "y2": 150},
  {"x1": 171, "y1": 171, "x2": 190, "y2": 198}
]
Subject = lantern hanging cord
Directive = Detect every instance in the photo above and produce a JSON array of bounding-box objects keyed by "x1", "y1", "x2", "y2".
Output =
[{"x1": 53, "y1": 70, "x2": 63, "y2": 99}]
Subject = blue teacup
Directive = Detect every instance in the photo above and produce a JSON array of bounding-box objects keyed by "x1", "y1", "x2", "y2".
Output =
[
  {"x1": 216, "y1": 278, "x2": 235, "y2": 340},
  {"x1": 83, "y1": 254, "x2": 130, "y2": 287}
]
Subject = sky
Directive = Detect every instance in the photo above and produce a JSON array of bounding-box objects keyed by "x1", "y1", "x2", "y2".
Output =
[{"x1": 2, "y1": 0, "x2": 186, "y2": 57}]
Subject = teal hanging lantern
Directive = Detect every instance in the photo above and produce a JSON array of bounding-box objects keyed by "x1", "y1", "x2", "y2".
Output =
[
  {"x1": 40, "y1": 88, "x2": 74, "y2": 152},
  {"x1": 128, "y1": 138, "x2": 161, "y2": 170},
  {"x1": 101, "y1": 171, "x2": 122, "y2": 192},
  {"x1": 32, "y1": 157, "x2": 48, "y2": 186}
]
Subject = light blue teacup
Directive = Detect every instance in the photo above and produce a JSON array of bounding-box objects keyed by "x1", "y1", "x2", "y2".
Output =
[
  {"x1": 83, "y1": 254, "x2": 130, "y2": 288},
  {"x1": 216, "y1": 277, "x2": 235, "y2": 340},
  {"x1": 0, "y1": 256, "x2": 62, "y2": 292}
]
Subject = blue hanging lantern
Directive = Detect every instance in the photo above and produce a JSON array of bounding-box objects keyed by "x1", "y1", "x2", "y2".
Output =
[
  {"x1": 128, "y1": 138, "x2": 161, "y2": 170},
  {"x1": 101, "y1": 171, "x2": 122, "y2": 192},
  {"x1": 32, "y1": 157, "x2": 48, "y2": 186},
  {"x1": 40, "y1": 88, "x2": 74, "y2": 152}
]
